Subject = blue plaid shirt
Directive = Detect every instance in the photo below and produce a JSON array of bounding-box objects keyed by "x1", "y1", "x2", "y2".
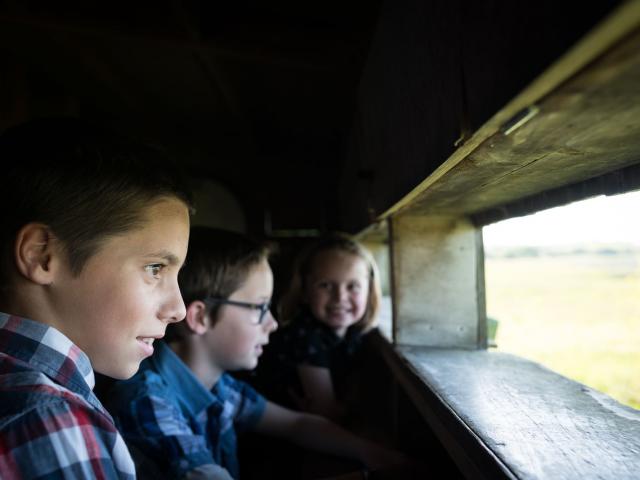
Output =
[
  {"x1": 0, "y1": 313, "x2": 136, "y2": 479},
  {"x1": 107, "y1": 341, "x2": 266, "y2": 480}
]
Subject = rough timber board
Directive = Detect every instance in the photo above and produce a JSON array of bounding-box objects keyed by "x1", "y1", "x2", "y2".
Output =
[
  {"x1": 410, "y1": 27, "x2": 640, "y2": 215},
  {"x1": 379, "y1": 1, "x2": 640, "y2": 219},
  {"x1": 396, "y1": 347, "x2": 640, "y2": 480},
  {"x1": 390, "y1": 214, "x2": 481, "y2": 347}
]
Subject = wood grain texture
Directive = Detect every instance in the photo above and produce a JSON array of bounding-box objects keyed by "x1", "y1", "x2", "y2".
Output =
[
  {"x1": 395, "y1": 346, "x2": 640, "y2": 480},
  {"x1": 390, "y1": 214, "x2": 483, "y2": 347},
  {"x1": 407, "y1": 25, "x2": 640, "y2": 217},
  {"x1": 365, "y1": 1, "x2": 639, "y2": 228},
  {"x1": 346, "y1": 0, "x2": 627, "y2": 229}
]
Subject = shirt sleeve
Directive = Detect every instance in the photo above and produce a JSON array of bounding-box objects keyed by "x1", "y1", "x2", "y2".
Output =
[
  {"x1": 0, "y1": 397, "x2": 135, "y2": 479},
  {"x1": 110, "y1": 378, "x2": 222, "y2": 479},
  {"x1": 182, "y1": 463, "x2": 234, "y2": 480},
  {"x1": 223, "y1": 376, "x2": 266, "y2": 432}
]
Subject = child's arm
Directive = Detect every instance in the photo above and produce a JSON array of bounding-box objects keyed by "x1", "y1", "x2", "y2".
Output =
[
  {"x1": 253, "y1": 400, "x2": 407, "y2": 471},
  {"x1": 296, "y1": 364, "x2": 346, "y2": 421},
  {"x1": 182, "y1": 464, "x2": 234, "y2": 480}
]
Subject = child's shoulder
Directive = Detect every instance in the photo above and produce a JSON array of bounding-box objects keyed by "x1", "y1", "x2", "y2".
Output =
[
  {"x1": 217, "y1": 373, "x2": 266, "y2": 427},
  {"x1": 0, "y1": 365, "x2": 119, "y2": 455},
  {"x1": 1, "y1": 380, "x2": 111, "y2": 426},
  {"x1": 0, "y1": 368, "x2": 134, "y2": 478},
  {"x1": 103, "y1": 365, "x2": 187, "y2": 433},
  {"x1": 218, "y1": 372, "x2": 261, "y2": 399},
  {"x1": 0, "y1": 369, "x2": 91, "y2": 416},
  {"x1": 107, "y1": 363, "x2": 176, "y2": 409},
  {"x1": 109, "y1": 341, "x2": 190, "y2": 397}
]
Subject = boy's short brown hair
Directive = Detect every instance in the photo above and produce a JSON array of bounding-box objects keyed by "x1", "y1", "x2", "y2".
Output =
[
  {"x1": 279, "y1": 232, "x2": 382, "y2": 330},
  {"x1": 168, "y1": 227, "x2": 273, "y2": 339},
  {"x1": 0, "y1": 117, "x2": 193, "y2": 298}
]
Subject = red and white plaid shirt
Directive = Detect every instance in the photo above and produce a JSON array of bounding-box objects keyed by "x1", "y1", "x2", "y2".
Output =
[{"x1": 0, "y1": 313, "x2": 135, "y2": 479}]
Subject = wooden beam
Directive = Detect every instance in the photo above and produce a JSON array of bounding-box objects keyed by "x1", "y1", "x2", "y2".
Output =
[
  {"x1": 376, "y1": 1, "x2": 640, "y2": 219},
  {"x1": 473, "y1": 161, "x2": 640, "y2": 225}
]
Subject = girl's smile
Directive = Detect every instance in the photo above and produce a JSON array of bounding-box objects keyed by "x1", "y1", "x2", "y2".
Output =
[{"x1": 305, "y1": 249, "x2": 370, "y2": 337}]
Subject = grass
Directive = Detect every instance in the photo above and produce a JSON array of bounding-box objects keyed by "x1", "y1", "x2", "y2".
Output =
[{"x1": 485, "y1": 252, "x2": 640, "y2": 410}]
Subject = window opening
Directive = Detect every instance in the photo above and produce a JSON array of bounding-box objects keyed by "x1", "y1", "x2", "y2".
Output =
[{"x1": 483, "y1": 191, "x2": 640, "y2": 410}]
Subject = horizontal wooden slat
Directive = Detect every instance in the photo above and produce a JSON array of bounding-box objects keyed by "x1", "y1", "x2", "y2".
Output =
[{"x1": 387, "y1": 344, "x2": 640, "y2": 480}]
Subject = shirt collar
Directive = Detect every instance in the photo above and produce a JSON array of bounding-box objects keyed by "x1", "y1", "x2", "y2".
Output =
[
  {"x1": 0, "y1": 313, "x2": 96, "y2": 393},
  {"x1": 149, "y1": 341, "x2": 216, "y2": 415}
]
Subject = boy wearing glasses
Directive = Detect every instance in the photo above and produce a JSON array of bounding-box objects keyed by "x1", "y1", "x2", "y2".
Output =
[{"x1": 105, "y1": 227, "x2": 406, "y2": 480}]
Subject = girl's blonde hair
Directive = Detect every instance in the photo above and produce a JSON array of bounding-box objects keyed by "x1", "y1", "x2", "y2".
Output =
[{"x1": 279, "y1": 232, "x2": 381, "y2": 331}]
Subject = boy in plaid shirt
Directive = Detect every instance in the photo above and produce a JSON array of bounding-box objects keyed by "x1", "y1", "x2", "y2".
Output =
[{"x1": 0, "y1": 118, "x2": 192, "y2": 478}]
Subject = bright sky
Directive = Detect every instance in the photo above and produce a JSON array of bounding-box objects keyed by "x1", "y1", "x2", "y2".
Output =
[{"x1": 483, "y1": 190, "x2": 640, "y2": 248}]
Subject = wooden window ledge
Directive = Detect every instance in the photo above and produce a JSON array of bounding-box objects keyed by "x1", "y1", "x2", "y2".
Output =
[{"x1": 375, "y1": 337, "x2": 640, "y2": 479}]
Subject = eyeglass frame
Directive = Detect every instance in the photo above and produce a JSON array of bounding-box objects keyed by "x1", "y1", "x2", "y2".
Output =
[{"x1": 203, "y1": 297, "x2": 271, "y2": 325}]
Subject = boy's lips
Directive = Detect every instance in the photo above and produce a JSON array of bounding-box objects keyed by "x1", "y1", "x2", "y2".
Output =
[
  {"x1": 136, "y1": 334, "x2": 164, "y2": 356},
  {"x1": 255, "y1": 341, "x2": 268, "y2": 355}
]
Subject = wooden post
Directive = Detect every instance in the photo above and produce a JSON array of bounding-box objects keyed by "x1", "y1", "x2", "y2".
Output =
[
  {"x1": 389, "y1": 212, "x2": 486, "y2": 348},
  {"x1": 359, "y1": 223, "x2": 393, "y2": 340}
]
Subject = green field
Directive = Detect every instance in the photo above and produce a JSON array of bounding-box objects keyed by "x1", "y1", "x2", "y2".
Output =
[{"x1": 485, "y1": 252, "x2": 640, "y2": 410}]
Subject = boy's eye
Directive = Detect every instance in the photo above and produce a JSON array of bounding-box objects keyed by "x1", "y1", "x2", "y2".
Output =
[
  {"x1": 348, "y1": 282, "x2": 361, "y2": 291},
  {"x1": 145, "y1": 264, "x2": 164, "y2": 278}
]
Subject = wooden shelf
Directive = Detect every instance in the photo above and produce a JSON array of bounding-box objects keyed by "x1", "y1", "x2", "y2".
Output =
[{"x1": 376, "y1": 334, "x2": 640, "y2": 480}]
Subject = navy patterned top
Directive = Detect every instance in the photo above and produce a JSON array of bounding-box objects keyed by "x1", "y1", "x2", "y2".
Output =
[{"x1": 250, "y1": 310, "x2": 369, "y2": 409}]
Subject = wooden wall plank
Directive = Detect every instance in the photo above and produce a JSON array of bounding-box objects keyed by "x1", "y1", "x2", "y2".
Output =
[{"x1": 390, "y1": 213, "x2": 484, "y2": 347}]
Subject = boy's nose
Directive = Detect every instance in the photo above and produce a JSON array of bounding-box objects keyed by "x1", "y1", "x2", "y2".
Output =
[
  {"x1": 263, "y1": 312, "x2": 278, "y2": 332},
  {"x1": 164, "y1": 282, "x2": 187, "y2": 323},
  {"x1": 170, "y1": 300, "x2": 187, "y2": 324}
]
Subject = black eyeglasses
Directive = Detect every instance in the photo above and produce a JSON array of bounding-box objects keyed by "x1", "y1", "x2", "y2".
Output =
[{"x1": 204, "y1": 297, "x2": 271, "y2": 325}]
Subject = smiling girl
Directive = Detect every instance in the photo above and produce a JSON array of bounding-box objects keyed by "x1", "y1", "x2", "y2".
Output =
[{"x1": 253, "y1": 233, "x2": 381, "y2": 421}]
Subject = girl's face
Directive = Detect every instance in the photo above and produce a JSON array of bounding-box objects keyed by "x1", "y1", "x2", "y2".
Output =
[
  {"x1": 205, "y1": 258, "x2": 277, "y2": 372},
  {"x1": 305, "y1": 249, "x2": 370, "y2": 337}
]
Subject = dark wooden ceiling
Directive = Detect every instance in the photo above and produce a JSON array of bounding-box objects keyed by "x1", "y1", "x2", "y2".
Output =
[
  {"x1": 0, "y1": 0, "x2": 381, "y2": 232},
  {"x1": 0, "y1": 0, "x2": 627, "y2": 235}
]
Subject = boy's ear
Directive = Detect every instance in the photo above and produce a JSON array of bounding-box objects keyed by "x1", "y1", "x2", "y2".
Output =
[
  {"x1": 184, "y1": 300, "x2": 211, "y2": 335},
  {"x1": 14, "y1": 223, "x2": 61, "y2": 285}
]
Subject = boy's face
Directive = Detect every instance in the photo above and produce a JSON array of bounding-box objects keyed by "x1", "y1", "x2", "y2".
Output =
[
  {"x1": 305, "y1": 250, "x2": 370, "y2": 337},
  {"x1": 204, "y1": 258, "x2": 277, "y2": 372},
  {"x1": 51, "y1": 197, "x2": 190, "y2": 379}
]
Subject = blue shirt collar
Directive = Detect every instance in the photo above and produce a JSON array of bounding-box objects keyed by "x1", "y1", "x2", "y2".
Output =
[{"x1": 149, "y1": 341, "x2": 216, "y2": 416}]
